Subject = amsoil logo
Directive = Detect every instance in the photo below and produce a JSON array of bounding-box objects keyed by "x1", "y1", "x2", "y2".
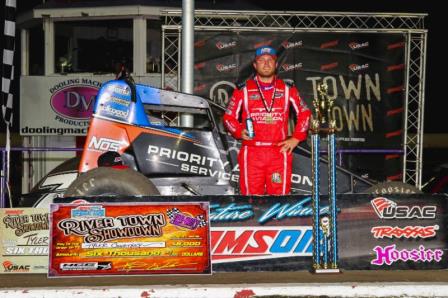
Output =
[
  {"x1": 282, "y1": 40, "x2": 303, "y2": 49},
  {"x1": 348, "y1": 41, "x2": 369, "y2": 50},
  {"x1": 349, "y1": 63, "x2": 369, "y2": 72},
  {"x1": 371, "y1": 225, "x2": 439, "y2": 239},
  {"x1": 320, "y1": 62, "x2": 338, "y2": 71},
  {"x1": 3, "y1": 261, "x2": 30, "y2": 272},
  {"x1": 211, "y1": 226, "x2": 312, "y2": 263},
  {"x1": 216, "y1": 41, "x2": 237, "y2": 50},
  {"x1": 320, "y1": 40, "x2": 339, "y2": 49},
  {"x1": 370, "y1": 197, "x2": 437, "y2": 219},
  {"x1": 216, "y1": 63, "x2": 237, "y2": 72},
  {"x1": 281, "y1": 63, "x2": 303, "y2": 72}
]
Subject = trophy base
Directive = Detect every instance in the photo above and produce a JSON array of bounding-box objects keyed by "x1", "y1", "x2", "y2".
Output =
[{"x1": 312, "y1": 268, "x2": 341, "y2": 274}]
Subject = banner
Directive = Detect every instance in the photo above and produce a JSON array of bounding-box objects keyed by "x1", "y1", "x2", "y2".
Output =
[
  {"x1": 48, "y1": 202, "x2": 211, "y2": 277},
  {"x1": 194, "y1": 31, "x2": 406, "y2": 180},
  {"x1": 19, "y1": 75, "x2": 161, "y2": 136},
  {"x1": 55, "y1": 194, "x2": 448, "y2": 271},
  {"x1": 0, "y1": 208, "x2": 49, "y2": 273}
]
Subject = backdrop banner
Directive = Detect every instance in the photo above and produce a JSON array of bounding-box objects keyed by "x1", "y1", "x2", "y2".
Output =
[{"x1": 194, "y1": 31, "x2": 406, "y2": 180}]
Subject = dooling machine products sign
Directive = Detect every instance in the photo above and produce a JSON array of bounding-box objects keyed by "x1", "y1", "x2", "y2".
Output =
[{"x1": 48, "y1": 202, "x2": 211, "y2": 276}]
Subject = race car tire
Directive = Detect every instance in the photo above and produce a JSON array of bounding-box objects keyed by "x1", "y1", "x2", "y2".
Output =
[
  {"x1": 364, "y1": 181, "x2": 422, "y2": 195},
  {"x1": 64, "y1": 167, "x2": 159, "y2": 197}
]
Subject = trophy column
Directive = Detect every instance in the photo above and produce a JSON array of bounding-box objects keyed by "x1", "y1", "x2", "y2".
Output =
[{"x1": 310, "y1": 83, "x2": 340, "y2": 274}]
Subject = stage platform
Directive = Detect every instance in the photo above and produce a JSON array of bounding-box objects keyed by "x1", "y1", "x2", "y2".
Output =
[{"x1": 1, "y1": 270, "x2": 448, "y2": 297}]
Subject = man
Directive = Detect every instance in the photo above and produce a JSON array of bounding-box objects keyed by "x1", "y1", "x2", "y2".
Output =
[{"x1": 223, "y1": 46, "x2": 311, "y2": 195}]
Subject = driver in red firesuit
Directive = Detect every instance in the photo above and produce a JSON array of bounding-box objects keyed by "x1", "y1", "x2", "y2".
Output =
[{"x1": 223, "y1": 46, "x2": 311, "y2": 195}]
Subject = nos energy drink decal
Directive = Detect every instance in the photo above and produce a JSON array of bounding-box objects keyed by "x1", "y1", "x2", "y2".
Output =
[{"x1": 95, "y1": 81, "x2": 132, "y2": 122}]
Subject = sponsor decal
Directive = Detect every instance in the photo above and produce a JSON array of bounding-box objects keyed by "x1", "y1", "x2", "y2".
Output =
[
  {"x1": 166, "y1": 208, "x2": 207, "y2": 230},
  {"x1": 211, "y1": 226, "x2": 313, "y2": 263},
  {"x1": 249, "y1": 94, "x2": 260, "y2": 100},
  {"x1": 253, "y1": 40, "x2": 273, "y2": 49},
  {"x1": 271, "y1": 172, "x2": 282, "y2": 183},
  {"x1": 194, "y1": 62, "x2": 206, "y2": 70},
  {"x1": 194, "y1": 83, "x2": 207, "y2": 93},
  {"x1": 387, "y1": 64, "x2": 405, "y2": 71},
  {"x1": 216, "y1": 63, "x2": 237, "y2": 72},
  {"x1": 50, "y1": 79, "x2": 100, "y2": 121},
  {"x1": 320, "y1": 62, "x2": 338, "y2": 71},
  {"x1": 210, "y1": 203, "x2": 254, "y2": 222},
  {"x1": 194, "y1": 39, "x2": 206, "y2": 48},
  {"x1": 147, "y1": 145, "x2": 239, "y2": 182},
  {"x1": 387, "y1": 41, "x2": 405, "y2": 50},
  {"x1": 281, "y1": 40, "x2": 303, "y2": 49},
  {"x1": 348, "y1": 41, "x2": 369, "y2": 50},
  {"x1": 209, "y1": 80, "x2": 236, "y2": 107},
  {"x1": 216, "y1": 41, "x2": 237, "y2": 50},
  {"x1": 107, "y1": 85, "x2": 130, "y2": 97},
  {"x1": 71, "y1": 205, "x2": 106, "y2": 218},
  {"x1": 99, "y1": 105, "x2": 129, "y2": 120},
  {"x1": 371, "y1": 225, "x2": 439, "y2": 239},
  {"x1": 349, "y1": 63, "x2": 369, "y2": 72},
  {"x1": 250, "y1": 111, "x2": 284, "y2": 123},
  {"x1": 57, "y1": 212, "x2": 166, "y2": 243},
  {"x1": 281, "y1": 63, "x2": 303, "y2": 72},
  {"x1": 2, "y1": 261, "x2": 31, "y2": 273},
  {"x1": 88, "y1": 136, "x2": 122, "y2": 152},
  {"x1": 258, "y1": 197, "x2": 329, "y2": 224},
  {"x1": 60, "y1": 262, "x2": 112, "y2": 271},
  {"x1": 371, "y1": 197, "x2": 436, "y2": 219},
  {"x1": 2, "y1": 212, "x2": 49, "y2": 236},
  {"x1": 320, "y1": 40, "x2": 339, "y2": 49},
  {"x1": 371, "y1": 245, "x2": 443, "y2": 266}
]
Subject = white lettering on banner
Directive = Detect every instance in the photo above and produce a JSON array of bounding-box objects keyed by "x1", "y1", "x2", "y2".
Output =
[
  {"x1": 307, "y1": 74, "x2": 381, "y2": 102},
  {"x1": 147, "y1": 145, "x2": 239, "y2": 182},
  {"x1": 306, "y1": 75, "x2": 376, "y2": 133},
  {"x1": 210, "y1": 81, "x2": 236, "y2": 107}
]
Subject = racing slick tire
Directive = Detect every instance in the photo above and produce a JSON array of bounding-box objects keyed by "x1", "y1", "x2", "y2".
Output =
[
  {"x1": 365, "y1": 181, "x2": 422, "y2": 195},
  {"x1": 64, "y1": 167, "x2": 159, "y2": 197}
]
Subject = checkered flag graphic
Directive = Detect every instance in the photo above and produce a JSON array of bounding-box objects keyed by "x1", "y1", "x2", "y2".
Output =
[
  {"x1": 1, "y1": 0, "x2": 16, "y2": 126},
  {"x1": 195, "y1": 214, "x2": 207, "y2": 227},
  {"x1": 166, "y1": 208, "x2": 180, "y2": 221}
]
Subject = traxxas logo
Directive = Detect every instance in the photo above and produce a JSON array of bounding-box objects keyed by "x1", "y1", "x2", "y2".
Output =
[{"x1": 371, "y1": 197, "x2": 436, "y2": 219}]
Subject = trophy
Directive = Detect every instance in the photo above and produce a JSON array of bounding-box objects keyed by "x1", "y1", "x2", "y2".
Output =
[{"x1": 310, "y1": 83, "x2": 340, "y2": 274}]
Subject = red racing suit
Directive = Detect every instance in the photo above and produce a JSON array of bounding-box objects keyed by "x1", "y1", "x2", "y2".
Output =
[{"x1": 223, "y1": 76, "x2": 311, "y2": 195}]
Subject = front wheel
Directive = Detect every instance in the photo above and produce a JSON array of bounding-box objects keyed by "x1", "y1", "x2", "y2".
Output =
[{"x1": 64, "y1": 167, "x2": 159, "y2": 197}]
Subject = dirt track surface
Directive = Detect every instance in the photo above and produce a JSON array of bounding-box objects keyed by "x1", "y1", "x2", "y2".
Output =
[{"x1": 1, "y1": 270, "x2": 448, "y2": 288}]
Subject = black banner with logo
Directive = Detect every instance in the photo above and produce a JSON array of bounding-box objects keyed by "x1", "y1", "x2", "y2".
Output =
[
  {"x1": 56, "y1": 194, "x2": 448, "y2": 271},
  {"x1": 194, "y1": 32, "x2": 406, "y2": 181}
]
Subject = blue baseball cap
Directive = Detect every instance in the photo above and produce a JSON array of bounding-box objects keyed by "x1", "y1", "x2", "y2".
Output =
[{"x1": 255, "y1": 46, "x2": 277, "y2": 59}]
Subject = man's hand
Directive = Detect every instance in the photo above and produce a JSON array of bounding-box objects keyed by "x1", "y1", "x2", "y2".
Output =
[
  {"x1": 241, "y1": 129, "x2": 252, "y2": 140},
  {"x1": 278, "y1": 137, "x2": 300, "y2": 154}
]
